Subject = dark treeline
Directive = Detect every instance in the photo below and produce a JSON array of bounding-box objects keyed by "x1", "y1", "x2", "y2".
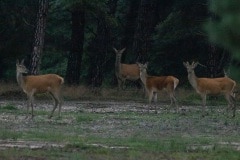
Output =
[{"x1": 0, "y1": 0, "x2": 234, "y2": 86}]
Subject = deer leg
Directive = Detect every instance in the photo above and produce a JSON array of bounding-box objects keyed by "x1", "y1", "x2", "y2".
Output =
[
  {"x1": 28, "y1": 95, "x2": 35, "y2": 119},
  {"x1": 30, "y1": 90, "x2": 36, "y2": 119},
  {"x1": 166, "y1": 87, "x2": 175, "y2": 107},
  {"x1": 26, "y1": 95, "x2": 31, "y2": 119},
  {"x1": 225, "y1": 94, "x2": 231, "y2": 116},
  {"x1": 57, "y1": 92, "x2": 63, "y2": 118},
  {"x1": 58, "y1": 96, "x2": 62, "y2": 118},
  {"x1": 167, "y1": 87, "x2": 179, "y2": 113},
  {"x1": 49, "y1": 92, "x2": 59, "y2": 118},
  {"x1": 170, "y1": 93, "x2": 178, "y2": 113},
  {"x1": 230, "y1": 95, "x2": 236, "y2": 118},
  {"x1": 153, "y1": 92, "x2": 157, "y2": 103},
  {"x1": 117, "y1": 78, "x2": 122, "y2": 90},
  {"x1": 140, "y1": 81, "x2": 146, "y2": 97},
  {"x1": 201, "y1": 94, "x2": 206, "y2": 117},
  {"x1": 153, "y1": 92, "x2": 158, "y2": 113},
  {"x1": 26, "y1": 92, "x2": 35, "y2": 119},
  {"x1": 148, "y1": 91, "x2": 154, "y2": 113},
  {"x1": 31, "y1": 96, "x2": 35, "y2": 119},
  {"x1": 225, "y1": 94, "x2": 236, "y2": 117},
  {"x1": 122, "y1": 79, "x2": 126, "y2": 90},
  {"x1": 169, "y1": 93, "x2": 173, "y2": 107}
]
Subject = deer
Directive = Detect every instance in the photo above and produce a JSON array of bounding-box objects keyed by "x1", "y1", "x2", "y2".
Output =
[
  {"x1": 113, "y1": 47, "x2": 142, "y2": 90},
  {"x1": 16, "y1": 59, "x2": 64, "y2": 119},
  {"x1": 183, "y1": 61, "x2": 236, "y2": 117},
  {"x1": 137, "y1": 62, "x2": 179, "y2": 113}
]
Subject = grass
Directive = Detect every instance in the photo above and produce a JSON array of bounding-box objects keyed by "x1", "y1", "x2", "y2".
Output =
[
  {"x1": 0, "y1": 104, "x2": 18, "y2": 110},
  {"x1": 1, "y1": 148, "x2": 239, "y2": 160},
  {"x1": 0, "y1": 82, "x2": 240, "y2": 159},
  {"x1": 1, "y1": 109, "x2": 240, "y2": 159}
]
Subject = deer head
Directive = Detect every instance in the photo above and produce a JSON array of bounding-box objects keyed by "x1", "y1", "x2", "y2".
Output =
[{"x1": 16, "y1": 59, "x2": 28, "y2": 74}]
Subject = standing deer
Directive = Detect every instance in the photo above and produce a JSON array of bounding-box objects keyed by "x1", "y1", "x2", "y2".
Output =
[
  {"x1": 113, "y1": 47, "x2": 142, "y2": 90},
  {"x1": 137, "y1": 62, "x2": 179, "y2": 113},
  {"x1": 183, "y1": 61, "x2": 236, "y2": 117},
  {"x1": 16, "y1": 59, "x2": 64, "y2": 119}
]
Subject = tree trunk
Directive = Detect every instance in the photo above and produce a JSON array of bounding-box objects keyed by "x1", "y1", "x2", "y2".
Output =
[
  {"x1": 207, "y1": 45, "x2": 232, "y2": 78},
  {"x1": 87, "y1": 20, "x2": 108, "y2": 88},
  {"x1": 29, "y1": 0, "x2": 48, "y2": 75},
  {"x1": 120, "y1": 0, "x2": 141, "y2": 62},
  {"x1": 132, "y1": 0, "x2": 159, "y2": 63},
  {"x1": 65, "y1": 9, "x2": 85, "y2": 85},
  {"x1": 87, "y1": 0, "x2": 118, "y2": 89}
]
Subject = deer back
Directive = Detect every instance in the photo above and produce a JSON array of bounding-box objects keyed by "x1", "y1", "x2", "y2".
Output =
[
  {"x1": 24, "y1": 74, "x2": 64, "y2": 93},
  {"x1": 146, "y1": 76, "x2": 177, "y2": 91},
  {"x1": 120, "y1": 64, "x2": 140, "y2": 80},
  {"x1": 196, "y1": 77, "x2": 236, "y2": 94}
]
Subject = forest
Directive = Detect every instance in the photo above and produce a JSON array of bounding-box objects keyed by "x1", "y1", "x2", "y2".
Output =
[
  {"x1": 2, "y1": 1, "x2": 240, "y2": 159},
  {"x1": 0, "y1": 0, "x2": 239, "y2": 87}
]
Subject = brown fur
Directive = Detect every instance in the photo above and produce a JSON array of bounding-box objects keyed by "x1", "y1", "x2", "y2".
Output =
[
  {"x1": 137, "y1": 62, "x2": 179, "y2": 113},
  {"x1": 113, "y1": 48, "x2": 141, "y2": 90},
  {"x1": 183, "y1": 61, "x2": 236, "y2": 117},
  {"x1": 120, "y1": 64, "x2": 140, "y2": 80},
  {"x1": 23, "y1": 74, "x2": 64, "y2": 93},
  {"x1": 196, "y1": 77, "x2": 235, "y2": 95},
  {"x1": 16, "y1": 60, "x2": 64, "y2": 119},
  {"x1": 146, "y1": 76, "x2": 178, "y2": 92}
]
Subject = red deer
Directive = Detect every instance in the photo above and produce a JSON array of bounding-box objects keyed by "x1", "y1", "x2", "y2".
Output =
[
  {"x1": 16, "y1": 59, "x2": 64, "y2": 119},
  {"x1": 183, "y1": 61, "x2": 236, "y2": 117},
  {"x1": 137, "y1": 62, "x2": 179, "y2": 113},
  {"x1": 113, "y1": 47, "x2": 142, "y2": 90}
]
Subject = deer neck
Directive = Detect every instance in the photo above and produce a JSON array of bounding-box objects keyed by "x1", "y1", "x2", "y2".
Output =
[
  {"x1": 187, "y1": 71, "x2": 198, "y2": 91},
  {"x1": 16, "y1": 72, "x2": 26, "y2": 89},
  {"x1": 115, "y1": 54, "x2": 122, "y2": 76},
  {"x1": 139, "y1": 71, "x2": 147, "y2": 87}
]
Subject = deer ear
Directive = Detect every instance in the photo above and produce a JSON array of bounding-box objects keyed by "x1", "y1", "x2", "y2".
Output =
[
  {"x1": 113, "y1": 47, "x2": 117, "y2": 53},
  {"x1": 16, "y1": 59, "x2": 19, "y2": 65},
  {"x1": 145, "y1": 62, "x2": 149, "y2": 66},
  {"x1": 119, "y1": 48, "x2": 126, "y2": 54},
  {"x1": 183, "y1": 61, "x2": 190, "y2": 67},
  {"x1": 192, "y1": 61, "x2": 197, "y2": 66},
  {"x1": 144, "y1": 62, "x2": 148, "y2": 68},
  {"x1": 194, "y1": 62, "x2": 199, "y2": 68},
  {"x1": 21, "y1": 59, "x2": 25, "y2": 65}
]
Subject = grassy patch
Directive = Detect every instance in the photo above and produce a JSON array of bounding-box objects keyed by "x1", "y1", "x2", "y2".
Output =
[
  {"x1": 75, "y1": 113, "x2": 100, "y2": 122},
  {"x1": 0, "y1": 104, "x2": 18, "y2": 110},
  {"x1": 0, "y1": 130, "x2": 23, "y2": 140},
  {"x1": 0, "y1": 83, "x2": 240, "y2": 159},
  {"x1": 0, "y1": 143, "x2": 240, "y2": 160}
]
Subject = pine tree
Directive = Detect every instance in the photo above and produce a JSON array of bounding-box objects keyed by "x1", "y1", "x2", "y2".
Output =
[
  {"x1": 29, "y1": 0, "x2": 49, "y2": 75},
  {"x1": 207, "y1": 0, "x2": 240, "y2": 60}
]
